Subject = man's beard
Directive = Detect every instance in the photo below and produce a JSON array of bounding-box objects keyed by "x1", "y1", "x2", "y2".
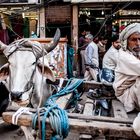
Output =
[
  {"x1": 128, "y1": 46, "x2": 140, "y2": 59},
  {"x1": 116, "y1": 45, "x2": 121, "y2": 50}
]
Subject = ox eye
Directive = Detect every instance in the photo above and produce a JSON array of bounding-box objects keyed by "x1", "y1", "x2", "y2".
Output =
[
  {"x1": 25, "y1": 82, "x2": 32, "y2": 91},
  {"x1": 32, "y1": 62, "x2": 36, "y2": 65},
  {"x1": 27, "y1": 62, "x2": 35, "y2": 67}
]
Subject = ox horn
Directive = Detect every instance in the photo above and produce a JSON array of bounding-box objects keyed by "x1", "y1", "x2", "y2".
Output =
[
  {"x1": 0, "y1": 41, "x2": 7, "y2": 51},
  {"x1": 45, "y1": 28, "x2": 61, "y2": 53}
]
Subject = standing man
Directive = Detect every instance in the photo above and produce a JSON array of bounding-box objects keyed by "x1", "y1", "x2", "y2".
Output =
[
  {"x1": 78, "y1": 29, "x2": 87, "y2": 76},
  {"x1": 113, "y1": 23, "x2": 140, "y2": 113},
  {"x1": 84, "y1": 34, "x2": 99, "y2": 81},
  {"x1": 97, "y1": 36, "x2": 108, "y2": 69}
]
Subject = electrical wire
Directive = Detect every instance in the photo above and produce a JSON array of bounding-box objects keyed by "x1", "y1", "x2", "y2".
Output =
[
  {"x1": 93, "y1": 1, "x2": 133, "y2": 38},
  {"x1": 0, "y1": 0, "x2": 135, "y2": 38}
]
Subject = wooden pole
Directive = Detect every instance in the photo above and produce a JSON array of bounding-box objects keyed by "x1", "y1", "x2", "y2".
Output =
[
  {"x1": 2, "y1": 111, "x2": 139, "y2": 139},
  {"x1": 39, "y1": 7, "x2": 46, "y2": 38},
  {"x1": 72, "y1": 4, "x2": 79, "y2": 75},
  {"x1": 72, "y1": 4, "x2": 78, "y2": 52}
]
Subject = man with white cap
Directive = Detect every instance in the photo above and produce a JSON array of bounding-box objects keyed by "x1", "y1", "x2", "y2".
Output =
[{"x1": 113, "y1": 23, "x2": 140, "y2": 113}]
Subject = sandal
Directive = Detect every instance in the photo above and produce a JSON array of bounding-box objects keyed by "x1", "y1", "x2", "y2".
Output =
[
  {"x1": 87, "y1": 90, "x2": 116, "y2": 100},
  {"x1": 86, "y1": 91, "x2": 101, "y2": 99}
]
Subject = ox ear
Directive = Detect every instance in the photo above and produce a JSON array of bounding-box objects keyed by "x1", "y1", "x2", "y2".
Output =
[
  {"x1": 37, "y1": 63, "x2": 56, "y2": 82},
  {"x1": 0, "y1": 63, "x2": 9, "y2": 81}
]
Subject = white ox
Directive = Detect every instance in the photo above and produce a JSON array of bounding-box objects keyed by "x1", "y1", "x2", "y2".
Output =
[{"x1": 0, "y1": 29, "x2": 60, "y2": 108}]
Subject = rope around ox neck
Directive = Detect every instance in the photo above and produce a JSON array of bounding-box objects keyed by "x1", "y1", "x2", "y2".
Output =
[{"x1": 32, "y1": 78, "x2": 83, "y2": 140}]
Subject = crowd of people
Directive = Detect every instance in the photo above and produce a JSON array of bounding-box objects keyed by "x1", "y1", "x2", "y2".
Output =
[
  {"x1": 78, "y1": 23, "x2": 140, "y2": 116},
  {"x1": 78, "y1": 28, "x2": 121, "y2": 84}
]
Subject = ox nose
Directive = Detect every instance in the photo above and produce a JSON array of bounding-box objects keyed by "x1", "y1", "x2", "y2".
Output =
[{"x1": 11, "y1": 92, "x2": 23, "y2": 100}]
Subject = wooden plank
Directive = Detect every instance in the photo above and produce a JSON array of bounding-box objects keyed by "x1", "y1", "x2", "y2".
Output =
[
  {"x1": 2, "y1": 112, "x2": 140, "y2": 139},
  {"x1": 47, "y1": 79, "x2": 103, "y2": 92},
  {"x1": 80, "y1": 97, "x2": 94, "y2": 139},
  {"x1": 83, "y1": 95, "x2": 106, "y2": 139},
  {"x1": 56, "y1": 78, "x2": 73, "y2": 109},
  {"x1": 3, "y1": 106, "x2": 134, "y2": 124},
  {"x1": 29, "y1": 38, "x2": 67, "y2": 43},
  {"x1": 82, "y1": 99, "x2": 106, "y2": 139},
  {"x1": 112, "y1": 99, "x2": 128, "y2": 119},
  {"x1": 56, "y1": 93, "x2": 72, "y2": 109},
  {"x1": 5, "y1": 106, "x2": 134, "y2": 124},
  {"x1": 83, "y1": 98, "x2": 94, "y2": 115}
]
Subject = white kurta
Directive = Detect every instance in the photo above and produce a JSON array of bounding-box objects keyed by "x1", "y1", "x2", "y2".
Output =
[
  {"x1": 103, "y1": 46, "x2": 119, "y2": 70},
  {"x1": 85, "y1": 41, "x2": 99, "y2": 67},
  {"x1": 84, "y1": 41, "x2": 99, "y2": 81},
  {"x1": 113, "y1": 48, "x2": 140, "y2": 112}
]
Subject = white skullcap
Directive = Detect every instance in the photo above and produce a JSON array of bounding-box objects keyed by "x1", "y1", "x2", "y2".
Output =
[{"x1": 119, "y1": 23, "x2": 140, "y2": 50}]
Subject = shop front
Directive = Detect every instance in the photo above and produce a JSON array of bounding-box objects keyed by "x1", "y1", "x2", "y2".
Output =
[
  {"x1": 67, "y1": 1, "x2": 140, "y2": 51},
  {"x1": 0, "y1": 0, "x2": 42, "y2": 44},
  {"x1": 112, "y1": 9, "x2": 140, "y2": 35}
]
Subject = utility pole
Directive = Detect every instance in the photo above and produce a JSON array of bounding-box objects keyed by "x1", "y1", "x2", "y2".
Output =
[{"x1": 39, "y1": 0, "x2": 46, "y2": 38}]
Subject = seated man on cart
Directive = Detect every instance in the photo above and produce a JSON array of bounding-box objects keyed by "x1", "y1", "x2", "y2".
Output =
[{"x1": 113, "y1": 23, "x2": 140, "y2": 113}]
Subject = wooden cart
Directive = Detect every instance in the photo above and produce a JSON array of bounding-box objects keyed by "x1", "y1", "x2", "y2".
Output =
[{"x1": 2, "y1": 79, "x2": 140, "y2": 140}]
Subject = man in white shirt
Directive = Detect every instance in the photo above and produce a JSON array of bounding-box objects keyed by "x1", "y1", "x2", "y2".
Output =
[
  {"x1": 103, "y1": 35, "x2": 121, "y2": 70},
  {"x1": 84, "y1": 34, "x2": 99, "y2": 81},
  {"x1": 113, "y1": 23, "x2": 140, "y2": 113},
  {"x1": 99, "y1": 35, "x2": 121, "y2": 85}
]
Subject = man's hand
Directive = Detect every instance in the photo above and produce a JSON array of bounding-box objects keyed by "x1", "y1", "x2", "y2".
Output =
[{"x1": 86, "y1": 66, "x2": 90, "y2": 71}]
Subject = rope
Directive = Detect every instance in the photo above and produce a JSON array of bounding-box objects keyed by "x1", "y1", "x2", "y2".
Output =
[
  {"x1": 36, "y1": 43, "x2": 45, "y2": 138},
  {"x1": 47, "y1": 78, "x2": 83, "y2": 101},
  {"x1": 12, "y1": 107, "x2": 32, "y2": 125},
  {"x1": 32, "y1": 78, "x2": 83, "y2": 140},
  {"x1": 67, "y1": 89, "x2": 81, "y2": 109},
  {"x1": 38, "y1": 43, "x2": 45, "y2": 108}
]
